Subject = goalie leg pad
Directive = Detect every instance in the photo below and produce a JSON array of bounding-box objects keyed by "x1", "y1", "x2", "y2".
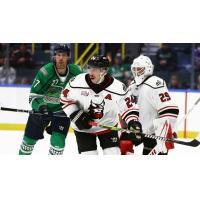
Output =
[{"x1": 143, "y1": 137, "x2": 157, "y2": 155}]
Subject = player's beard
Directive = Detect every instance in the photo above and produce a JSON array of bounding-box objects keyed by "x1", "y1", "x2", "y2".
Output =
[{"x1": 56, "y1": 62, "x2": 67, "y2": 75}]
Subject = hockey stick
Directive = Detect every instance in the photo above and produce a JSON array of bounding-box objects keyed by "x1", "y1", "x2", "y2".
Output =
[
  {"x1": 0, "y1": 106, "x2": 67, "y2": 118},
  {"x1": 89, "y1": 121, "x2": 200, "y2": 147}
]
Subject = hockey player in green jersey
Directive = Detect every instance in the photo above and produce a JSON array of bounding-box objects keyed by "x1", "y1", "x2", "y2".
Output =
[{"x1": 19, "y1": 44, "x2": 82, "y2": 155}]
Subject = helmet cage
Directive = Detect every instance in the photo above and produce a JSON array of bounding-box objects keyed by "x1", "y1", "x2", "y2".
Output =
[{"x1": 131, "y1": 55, "x2": 154, "y2": 85}]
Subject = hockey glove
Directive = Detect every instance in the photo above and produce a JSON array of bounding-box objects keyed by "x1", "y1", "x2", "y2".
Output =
[
  {"x1": 127, "y1": 120, "x2": 143, "y2": 140},
  {"x1": 70, "y1": 109, "x2": 94, "y2": 130},
  {"x1": 38, "y1": 104, "x2": 52, "y2": 116},
  {"x1": 120, "y1": 131, "x2": 143, "y2": 146}
]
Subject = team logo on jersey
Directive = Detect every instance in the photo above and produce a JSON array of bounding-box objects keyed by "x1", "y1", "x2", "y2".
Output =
[
  {"x1": 156, "y1": 80, "x2": 161, "y2": 86},
  {"x1": 88, "y1": 100, "x2": 105, "y2": 119},
  {"x1": 81, "y1": 91, "x2": 89, "y2": 96},
  {"x1": 105, "y1": 94, "x2": 112, "y2": 100}
]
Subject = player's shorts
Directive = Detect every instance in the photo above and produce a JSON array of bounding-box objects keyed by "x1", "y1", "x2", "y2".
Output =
[
  {"x1": 74, "y1": 130, "x2": 119, "y2": 153},
  {"x1": 24, "y1": 113, "x2": 70, "y2": 140}
]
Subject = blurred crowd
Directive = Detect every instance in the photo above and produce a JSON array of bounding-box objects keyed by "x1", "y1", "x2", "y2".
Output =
[
  {"x1": 0, "y1": 43, "x2": 200, "y2": 90},
  {"x1": 109, "y1": 43, "x2": 200, "y2": 90}
]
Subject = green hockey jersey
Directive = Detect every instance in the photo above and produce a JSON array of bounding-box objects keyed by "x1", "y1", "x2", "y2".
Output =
[{"x1": 30, "y1": 62, "x2": 82, "y2": 112}]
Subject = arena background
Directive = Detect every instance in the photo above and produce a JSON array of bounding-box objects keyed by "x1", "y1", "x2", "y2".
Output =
[{"x1": 0, "y1": 43, "x2": 200, "y2": 138}]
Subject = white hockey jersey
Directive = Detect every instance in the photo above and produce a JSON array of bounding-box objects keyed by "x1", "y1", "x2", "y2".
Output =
[
  {"x1": 128, "y1": 75, "x2": 179, "y2": 135},
  {"x1": 60, "y1": 73, "x2": 139, "y2": 134}
]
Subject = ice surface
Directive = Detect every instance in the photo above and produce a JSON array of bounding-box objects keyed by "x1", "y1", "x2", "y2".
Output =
[{"x1": 0, "y1": 130, "x2": 199, "y2": 155}]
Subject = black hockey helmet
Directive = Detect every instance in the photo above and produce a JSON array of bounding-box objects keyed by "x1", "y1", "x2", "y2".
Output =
[
  {"x1": 87, "y1": 55, "x2": 110, "y2": 69},
  {"x1": 54, "y1": 44, "x2": 70, "y2": 56}
]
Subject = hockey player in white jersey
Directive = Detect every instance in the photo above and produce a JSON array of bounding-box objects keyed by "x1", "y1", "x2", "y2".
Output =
[
  {"x1": 120, "y1": 55, "x2": 179, "y2": 155},
  {"x1": 60, "y1": 55, "x2": 142, "y2": 155}
]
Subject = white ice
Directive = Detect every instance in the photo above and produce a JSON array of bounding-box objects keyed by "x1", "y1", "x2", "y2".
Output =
[{"x1": 0, "y1": 130, "x2": 199, "y2": 155}]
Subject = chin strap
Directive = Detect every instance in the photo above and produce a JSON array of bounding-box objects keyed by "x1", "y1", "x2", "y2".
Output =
[
  {"x1": 96, "y1": 70, "x2": 107, "y2": 84},
  {"x1": 97, "y1": 73, "x2": 105, "y2": 84}
]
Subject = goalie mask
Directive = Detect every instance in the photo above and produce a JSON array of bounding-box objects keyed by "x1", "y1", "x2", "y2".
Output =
[{"x1": 131, "y1": 55, "x2": 154, "y2": 86}]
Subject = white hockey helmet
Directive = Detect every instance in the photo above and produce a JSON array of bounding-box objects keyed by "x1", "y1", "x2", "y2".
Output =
[{"x1": 131, "y1": 55, "x2": 154, "y2": 85}]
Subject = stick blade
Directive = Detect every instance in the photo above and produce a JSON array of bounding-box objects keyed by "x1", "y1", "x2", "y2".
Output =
[{"x1": 189, "y1": 139, "x2": 200, "y2": 147}]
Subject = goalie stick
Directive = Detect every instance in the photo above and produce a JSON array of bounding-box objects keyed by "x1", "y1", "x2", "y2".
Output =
[
  {"x1": 89, "y1": 121, "x2": 200, "y2": 147},
  {"x1": 0, "y1": 106, "x2": 67, "y2": 118}
]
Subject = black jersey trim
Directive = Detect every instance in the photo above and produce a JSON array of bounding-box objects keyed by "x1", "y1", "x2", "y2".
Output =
[
  {"x1": 137, "y1": 75, "x2": 165, "y2": 89},
  {"x1": 143, "y1": 83, "x2": 165, "y2": 89},
  {"x1": 85, "y1": 74, "x2": 114, "y2": 94},
  {"x1": 69, "y1": 82, "x2": 90, "y2": 89},
  {"x1": 104, "y1": 89, "x2": 128, "y2": 96},
  {"x1": 123, "y1": 111, "x2": 139, "y2": 121},
  {"x1": 158, "y1": 108, "x2": 179, "y2": 116},
  {"x1": 136, "y1": 75, "x2": 153, "y2": 87}
]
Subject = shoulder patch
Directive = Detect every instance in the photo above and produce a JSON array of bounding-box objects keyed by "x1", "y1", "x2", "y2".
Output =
[
  {"x1": 156, "y1": 80, "x2": 162, "y2": 86},
  {"x1": 144, "y1": 76, "x2": 165, "y2": 89},
  {"x1": 40, "y1": 68, "x2": 48, "y2": 76}
]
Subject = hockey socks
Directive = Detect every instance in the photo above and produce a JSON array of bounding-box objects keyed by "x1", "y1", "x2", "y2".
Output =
[
  {"x1": 19, "y1": 135, "x2": 37, "y2": 155},
  {"x1": 49, "y1": 132, "x2": 65, "y2": 155}
]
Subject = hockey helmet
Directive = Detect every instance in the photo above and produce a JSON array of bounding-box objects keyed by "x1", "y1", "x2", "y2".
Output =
[
  {"x1": 87, "y1": 55, "x2": 110, "y2": 69},
  {"x1": 131, "y1": 55, "x2": 154, "y2": 85},
  {"x1": 54, "y1": 44, "x2": 70, "y2": 56}
]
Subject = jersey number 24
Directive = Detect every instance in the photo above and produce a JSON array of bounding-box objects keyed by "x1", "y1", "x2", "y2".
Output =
[{"x1": 125, "y1": 96, "x2": 135, "y2": 108}]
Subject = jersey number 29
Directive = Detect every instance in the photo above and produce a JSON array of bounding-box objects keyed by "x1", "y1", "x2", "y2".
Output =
[{"x1": 159, "y1": 92, "x2": 171, "y2": 102}]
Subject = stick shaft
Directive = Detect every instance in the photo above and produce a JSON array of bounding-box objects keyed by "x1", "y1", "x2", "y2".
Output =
[
  {"x1": 89, "y1": 122, "x2": 200, "y2": 147},
  {"x1": 0, "y1": 106, "x2": 67, "y2": 118}
]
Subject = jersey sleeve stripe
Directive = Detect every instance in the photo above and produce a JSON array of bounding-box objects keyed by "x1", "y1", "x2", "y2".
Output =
[
  {"x1": 121, "y1": 108, "x2": 139, "y2": 119},
  {"x1": 158, "y1": 108, "x2": 179, "y2": 116},
  {"x1": 125, "y1": 116, "x2": 139, "y2": 124},
  {"x1": 60, "y1": 98, "x2": 74, "y2": 104},
  {"x1": 158, "y1": 106, "x2": 178, "y2": 112},
  {"x1": 62, "y1": 103, "x2": 77, "y2": 109},
  {"x1": 122, "y1": 111, "x2": 139, "y2": 122},
  {"x1": 159, "y1": 114, "x2": 178, "y2": 119}
]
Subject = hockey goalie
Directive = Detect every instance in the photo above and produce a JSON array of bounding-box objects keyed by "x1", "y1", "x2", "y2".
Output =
[{"x1": 120, "y1": 55, "x2": 179, "y2": 155}]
